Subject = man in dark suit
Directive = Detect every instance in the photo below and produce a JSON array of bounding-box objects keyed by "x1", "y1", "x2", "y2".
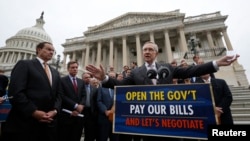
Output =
[
  {"x1": 82, "y1": 73, "x2": 99, "y2": 141},
  {"x1": 191, "y1": 57, "x2": 215, "y2": 83},
  {"x1": 1, "y1": 42, "x2": 62, "y2": 141},
  {"x1": 58, "y1": 61, "x2": 86, "y2": 141},
  {"x1": 86, "y1": 41, "x2": 239, "y2": 140},
  {"x1": 97, "y1": 86, "x2": 118, "y2": 141},
  {"x1": 195, "y1": 74, "x2": 234, "y2": 124}
]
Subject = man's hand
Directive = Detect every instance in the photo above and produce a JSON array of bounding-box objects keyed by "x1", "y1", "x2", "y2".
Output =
[
  {"x1": 216, "y1": 54, "x2": 240, "y2": 67},
  {"x1": 75, "y1": 104, "x2": 84, "y2": 113},
  {"x1": 86, "y1": 64, "x2": 106, "y2": 81},
  {"x1": 32, "y1": 110, "x2": 54, "y2": 123}
]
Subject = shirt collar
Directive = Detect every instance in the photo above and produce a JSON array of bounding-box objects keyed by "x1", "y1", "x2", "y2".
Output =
[{"x1": 145, "y1": 61, "x2": 156, "y2": 68}]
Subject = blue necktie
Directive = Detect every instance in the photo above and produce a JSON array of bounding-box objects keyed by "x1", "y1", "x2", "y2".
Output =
[
  {"x1": 86, "y1": 85, "x2": 91, "y2": 107},
  {"x1": 109, "y1": 88, "x2": 113, "y2": 98}
]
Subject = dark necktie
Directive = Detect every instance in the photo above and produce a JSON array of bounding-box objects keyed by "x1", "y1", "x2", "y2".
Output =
[{"x1": 72, "y1": 78, "x2": 78, "y2": 93}]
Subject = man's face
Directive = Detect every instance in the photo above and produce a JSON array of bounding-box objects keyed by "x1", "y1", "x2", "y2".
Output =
[
  {"x1": 37, "y1": 43, "x2": 55, "y2": 62},
  {"x1": 68, "y1": 63, "x2": 78, "y2": 76},
  {"x1": 201, "y1": 73, "x2": 210, "y2": 79},
  {"x1": 82, "y1": 74, "x2": 91, "y2": 84},
  {"x1": 142, "y1": 43, "x2": 158, "y2": 64}
]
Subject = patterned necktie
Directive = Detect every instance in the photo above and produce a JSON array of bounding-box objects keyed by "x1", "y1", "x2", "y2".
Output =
[
  {"x1": 72, "y1": 78, "x2": 78, "y2": 93},
  {"x1": 86, "y1": 85, "x2": 90, "y2": 107},
  {"x1": 44, "y1": 62, "x2": 52, "y2": 86}
]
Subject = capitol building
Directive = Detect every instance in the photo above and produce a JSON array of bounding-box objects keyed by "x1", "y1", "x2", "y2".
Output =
[{"x1": 0, "y1": 10, "x2": 249, "y2": 87}]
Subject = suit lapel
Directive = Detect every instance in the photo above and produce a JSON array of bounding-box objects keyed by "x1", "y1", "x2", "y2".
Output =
[{"x1": 33, "y1": 59, "x2": 51, "y2": 87}]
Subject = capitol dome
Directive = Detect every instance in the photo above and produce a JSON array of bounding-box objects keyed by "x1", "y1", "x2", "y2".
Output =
[
  {"x1": 0, "y1": 12, "x2": 54, "y2": 76},
  {"x1": 8, "y1": 12, "x2": 52, "y2": 43},
  {"x1": 15, "y1": 26, "x2": 52, "y2": 42}
]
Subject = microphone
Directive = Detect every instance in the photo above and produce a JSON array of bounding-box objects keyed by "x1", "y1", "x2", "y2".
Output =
[
  {"x1": 146, "y1": 69, "x2": 157, "y2": 79},
  {"x1": 158, "y1": 66, "x2": 170, "y2": 79}
]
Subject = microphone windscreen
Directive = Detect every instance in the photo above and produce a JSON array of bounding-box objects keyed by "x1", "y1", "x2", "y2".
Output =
[
  {"x1": 147, "y1": 69, "x2": 157, "y2": 79},
  {"x1": 158, "y1": 66, "x2": 170, "y2": 79}
]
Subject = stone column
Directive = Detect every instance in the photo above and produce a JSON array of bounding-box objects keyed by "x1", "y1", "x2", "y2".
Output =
[
  {"x1": 150, "y1": 32, "x2": 155, "y2": 42},
  {"x1": 81, "y1": 50, "x2": 85, "y2": 68},
  {"x1": 71, "y1": 51, "x2": 76, "y2": 61},
  {"x1": 136, "y1": 34, "x2": 142, "y2": 66},
  {"x1": 122, "y1": 36, "x2": 128, "y2": 67},
  {"x1": 164, "y1": 29, "x2": 173, "y2": 63},
  {"x1": 109, "y1": 39, "x2": 114, "y2": 67},
  {"x1": 179, "y1": 27, "x2": 188, "y2": 52},
  {"x1": 102, "y1": 47, "x2": 107, "y2": 67},
  {"x1": 23, "y1": 53, "x2": 27, "y2": 60},
  {"x1": 10, "y1": 52, "x2": 15, "y2": 63},
  {"x1": 114, "y1": 45, "x2": 118, "y2": 70},
  {"x1": 96, "y1": 41, "x2": 102, "y2": 65},
  {"x1": 206, "y1": 31, "x2": 215, "y2": 48},
  {"x1": 85, "y1": 46, "x2": 90, "y2": 66},
  {"x1": 16, "y1": 52, "x2": 21, "y2": 61},
  {"x1": 0, "y1": 52, "x2": 3, "y2": 62},
  {"x1": 222, "y1": 28, "x2": 233, "y2": 50},
  {"x1": 63, "y1": 52, "x2": 67, "y2": 70},
  {"x1": 91, "y1": 49, "x2": 95, "y2": 65}
]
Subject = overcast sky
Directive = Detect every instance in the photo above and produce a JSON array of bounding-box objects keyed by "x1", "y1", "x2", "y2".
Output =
[{"x1": 0, "y1": 0, "x2": 249, "y2": 81}]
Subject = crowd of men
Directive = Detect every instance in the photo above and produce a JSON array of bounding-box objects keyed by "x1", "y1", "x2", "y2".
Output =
[{"x1": 0, "y1": 41, "x2": 237, "y2": 141}]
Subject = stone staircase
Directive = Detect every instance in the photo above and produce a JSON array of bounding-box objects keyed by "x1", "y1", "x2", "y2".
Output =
[{"x1": 229, "y1": 85, "x2": 250, "y2": 124}]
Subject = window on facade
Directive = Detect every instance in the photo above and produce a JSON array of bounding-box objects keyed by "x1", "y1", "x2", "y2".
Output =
[{"x1": 171, "y1": 47, "x2": 175, "y2": 52}]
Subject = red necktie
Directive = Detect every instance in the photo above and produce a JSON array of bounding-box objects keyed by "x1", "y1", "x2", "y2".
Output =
[{"x1": 72, "y1": 78, "x2": 78, "y2": 93}]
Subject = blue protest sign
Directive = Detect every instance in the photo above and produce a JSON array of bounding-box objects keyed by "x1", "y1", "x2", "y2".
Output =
[{"x1": 113, "y1": 83, "x2": 218, "y2": 140}]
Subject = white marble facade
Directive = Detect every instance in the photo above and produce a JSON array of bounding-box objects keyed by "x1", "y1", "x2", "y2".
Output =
[{"x1": 62, "y1": 10, "x2": 249, "y2": 87}]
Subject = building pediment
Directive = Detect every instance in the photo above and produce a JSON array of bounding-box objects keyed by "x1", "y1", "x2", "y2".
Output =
[{"x1": 85, "y1": 10, "x2": 184, "y2": 34}]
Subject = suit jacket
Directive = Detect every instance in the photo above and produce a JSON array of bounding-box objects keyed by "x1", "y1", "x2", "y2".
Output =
[
  {"x1": 196, "y1": 77, "x2": 234, "y2": 124},
  {"x1": 97, "y1": 87, "x2": 114, "y2": 123},
  {"x1": 84, "y1": 84, "x2": 98, "y2": 113},
  {"x1": 60, "y1": 75, "x2": 86, "y2": 114},
  {"x1": 0, "y1": 74, "x2": 9, "y2": 96},
  {"x1": 102, "y1": 61, "x2": 217, "y2": 88},
  {"x1": 5, "y1": 59, "x2": 62, "y2": 132}
]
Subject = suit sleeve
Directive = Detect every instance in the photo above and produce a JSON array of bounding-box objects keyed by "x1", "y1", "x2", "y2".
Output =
[
  {"x1": 173, "y1": 62, "x2": 217, "y2": 79},
  {"x1": 8, "y1": 60, "x2": 37, "y2": 117},
  {"x1": 217, "y1": 79, "x2": 233, "y2": 109},
  {"x1": 97, "y1": 87, "x2": 108, "y2": 114}
]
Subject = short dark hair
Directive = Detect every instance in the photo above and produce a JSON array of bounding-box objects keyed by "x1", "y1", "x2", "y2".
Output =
[
  {"x1": 67, "y1": 60, "x2": 78, "y2": 69},
  {"x1": 36, "y1": 42, "x2": 52, "y2": 55}
]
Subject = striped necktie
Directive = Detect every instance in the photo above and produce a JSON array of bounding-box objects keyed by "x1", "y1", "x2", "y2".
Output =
[{"x1": 72, "y1": 77, "x2": 78, "y2": 93}]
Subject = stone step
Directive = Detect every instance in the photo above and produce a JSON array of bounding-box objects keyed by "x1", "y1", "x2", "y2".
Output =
[
  {"x1": 231, "y1": 91, "x2": 250, "y2": 95},
  {"x1": 230, "y1": 90, "x2": 250, "y2": 93},
  {"x1": 231, "y1": 107, "x2": 250, "y2": 114},
  {"x1": 234, "y1": 121, "x2": 250, "y2": 125},
  {"x1": 232, "y1": 114, "x2": 250, "y2": 121},
  {"x1": 231, "y1": 102, "x2": 250, "y2": 108},
  {"x1": 231, "y1": 97, "x2": 250, "y2": 103}
]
